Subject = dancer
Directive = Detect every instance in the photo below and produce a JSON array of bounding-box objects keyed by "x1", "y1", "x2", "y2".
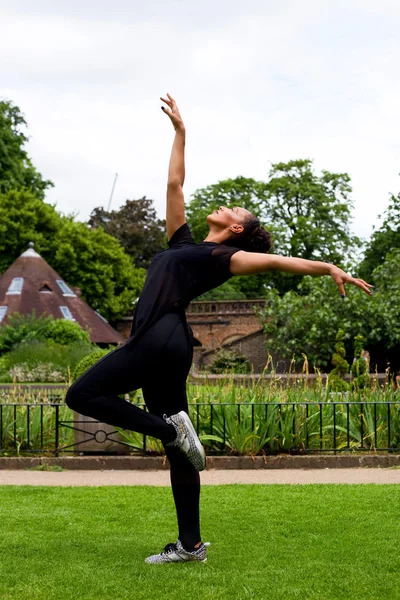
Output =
[{"x1": 66, "y1": 94, "x2": 372, "y2": 564}]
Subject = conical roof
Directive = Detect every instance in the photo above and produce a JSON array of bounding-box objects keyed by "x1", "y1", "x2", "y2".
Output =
[{"x1": 0, "y1": 242, "x2": 125, "y2": 345}]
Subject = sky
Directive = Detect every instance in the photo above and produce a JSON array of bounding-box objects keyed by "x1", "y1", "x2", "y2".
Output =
[{"x1": 1, "y1": 0, "x2": 399, "y2": 241}]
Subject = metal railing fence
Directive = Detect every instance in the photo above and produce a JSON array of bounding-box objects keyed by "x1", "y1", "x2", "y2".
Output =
[{"x1": 0, "y1": 400, "x2": 399, "y2": 456}]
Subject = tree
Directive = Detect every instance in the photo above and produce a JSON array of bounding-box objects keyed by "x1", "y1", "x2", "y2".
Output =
[
  {"x1": 0, "y1": 189, "x2": 146, "y2": 320},
  {"x1": 88, "y1": 197, "x2": 166, "y2": 269},
  {"x1": 262, "y1": 159, "x2": 360, "y2": 293},
  {"x1": 186, "y1": 162, "x2": 359, "y2": 297},
  {"x1": 358, "y1": 191, "x2": 400, "y2": 280},
  {"x1": 0, "y1": 100, "x2": 53, "y2": 198},
  {"x1": 259, "y1": 250, "x2": 400, "y2": 371}
]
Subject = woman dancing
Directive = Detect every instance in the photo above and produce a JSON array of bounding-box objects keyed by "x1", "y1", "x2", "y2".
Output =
[{"x1": 66, "y1": 94, "x2": 373, "y2": 564}]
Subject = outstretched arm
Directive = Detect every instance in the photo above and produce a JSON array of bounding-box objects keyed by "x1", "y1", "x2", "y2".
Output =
[
  {"x1": 229, "y1": 251, "x2": 373, "y2": 297},
  {"x1": 161, "y1": 93, "x2": 186, "y2": 241}
]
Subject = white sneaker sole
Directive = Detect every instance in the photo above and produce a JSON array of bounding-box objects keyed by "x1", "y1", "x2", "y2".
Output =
[{"x1": 179, "y1": 411, "x2": 206, "y2": 471}]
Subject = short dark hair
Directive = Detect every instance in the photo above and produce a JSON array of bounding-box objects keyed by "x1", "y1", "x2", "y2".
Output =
[{"x1": 225, "y1": 214, "x2": 272, "y2": 253}]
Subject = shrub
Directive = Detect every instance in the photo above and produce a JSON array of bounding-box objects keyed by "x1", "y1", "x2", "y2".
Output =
[
  {"x1": 41, "y1": 319, "x2": 91, "y2": 345},
  {"x1": 8, "y1": 363, "x2": 66, "y2": 383},
  {"x1": 0, "y1": 339, "x2": 94, "y2": 383},
  {"x1": 208, "y1": 348, "x2": 252, "y2": 374},
  {"x1": 0, "y1": 312, "x2": 90, "y2": 354},
  {"x1": 0, "y1": 312, "x2": 53, "y2": 354},
  {"x1": 351, "y1": 334, "x2": 370, "y2": 390},
  {"x1": 328, "y1": 329, "x2": 350, "y2": 392}
]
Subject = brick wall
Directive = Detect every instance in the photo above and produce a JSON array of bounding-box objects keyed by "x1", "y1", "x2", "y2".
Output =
[
  {"x1": 193, "y1": 329, "x2": 289, "y2": 374},
  {"x1": 113, "y1": 300, "x2": 267, "y2": 351}
]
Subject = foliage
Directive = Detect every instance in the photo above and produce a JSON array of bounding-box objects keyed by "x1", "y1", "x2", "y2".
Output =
[
  {"x1": 207, "y1": 348, "x2": 252, "y2": 374},
  {"x1": 259, "y1": 279, "x2": 369, "y2": 368},
  {"x1": 51, "y1": 219, "x2": 146, "y2": 319},
  {"x1": 259, "y1": 249, "x2": 400, "y2": 370},
  {"x1": 88, "y1": 197, "x2": 166, "y2": 270},
  {"x1": 0, "y1": 189, "x2": 146, "y2": 319},
  {"x1": 351, "y1": 334, "x2": 370, "y2": 390},
  {"x1": 196, "y1": 280, "x2": 247, "y2": 301},
  {"x1": 0, "y1": 100, "x2": 53, "y2": 199},
  {"x1": 367, "y1": 249, "x2": 400, "y2": 349},
  {"x1": 0, "y1": 312, "x2": 90, "y2": 354},
  {"x1": 263, "y1": 159, "x2": 358, "y2": 263},
  {"x1": 358, "y1": 191, "x2": 400, "y2": 279},
  {"x1": 0, "y1": 189, "x2": 60, "y2": 274},
  {"x1": 186, "y1": 176, "x2": 264, "y2": 242},
  {"x1": 0, "y1": 339, "x2": 93, "y2": 383},
  {"x1": 186, "y1": 162, "x2": 360, "y2": 296},
  {"x1": 7, "y1": 363, "x2": 66, "y2": 383},
  {"x1": 262, "y1": 159, "x2": 360, "y2": 293},
  {"x1": 0, "y1": 313, "x2": 53, "y2": 354},
  {"x1": 41, "y1": 319, "x2": 90, "y2": 345},
  {"x1": 1, "y1": 381, "x2": 400, "y2": 456},
  {"x1": 328, "y1": 330, "x2": 350, "y2": 392}
]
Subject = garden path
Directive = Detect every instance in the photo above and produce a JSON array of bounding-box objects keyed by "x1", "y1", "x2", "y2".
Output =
[{"x1": 0, "y1": 468, "x2": 400, "y2": 486}]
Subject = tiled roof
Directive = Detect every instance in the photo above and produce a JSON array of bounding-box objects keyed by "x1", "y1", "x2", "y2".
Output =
[{"x1": 0, "y1": 243, "x2": 125, "y2": 345}]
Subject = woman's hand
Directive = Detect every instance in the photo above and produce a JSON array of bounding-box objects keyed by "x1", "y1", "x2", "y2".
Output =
[
  {"x1": 329, "y1": 265, "x2": 373, "y2": 297},
  {"x1": 160, "y1": 93, "x2": 185, "y2": 132}
]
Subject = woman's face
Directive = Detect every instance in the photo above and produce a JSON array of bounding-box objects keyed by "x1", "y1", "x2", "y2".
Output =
[{"x1": 206, "y1": 205, "x2": 252, "y2": 231}]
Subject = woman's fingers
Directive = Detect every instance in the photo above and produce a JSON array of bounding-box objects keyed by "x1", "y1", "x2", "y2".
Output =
[
  {"x1": 337, "y1": 282, "x2": 346, "y2": 297},
  {"x1": 161, "y1": 93, "x2": 177, "y2": 109},
  {"x1": 350, "y1": 277, "x2": 372, "y2": 295},
  {"x1": 344, "y1": 278, "x2": 373, "y2": 296},
  {"x1": 335, "y1": 276, "x2": 373, "y2": 298},
  {"x1": 361, "y1": 279, "x2": 374, "y2": 288}
]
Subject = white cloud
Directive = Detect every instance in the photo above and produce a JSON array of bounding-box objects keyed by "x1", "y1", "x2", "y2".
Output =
[{"x1": 1, "y1": 0, "x2": 399, "y2": 242}]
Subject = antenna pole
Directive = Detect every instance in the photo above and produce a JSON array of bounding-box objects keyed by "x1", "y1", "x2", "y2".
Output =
[{"x1": 107, "y1": 173, "x2": 118, "y2": 211}]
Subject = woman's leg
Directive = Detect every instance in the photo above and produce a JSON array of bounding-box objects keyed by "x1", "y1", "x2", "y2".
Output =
[
  {"x1": 142, "y1": 318, "x2": 201, "y2": 550},
  {"x1": 65, "y1": 327, "x2": 177, "y2": 443}
]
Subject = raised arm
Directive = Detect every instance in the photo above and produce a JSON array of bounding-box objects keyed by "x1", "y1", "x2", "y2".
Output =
[
  {"x1": 230, "y1": 251, "x2": 373, "y2": 297},
  {"x1": 161, "y1": 93, "x2": 186, "y2": 241}
]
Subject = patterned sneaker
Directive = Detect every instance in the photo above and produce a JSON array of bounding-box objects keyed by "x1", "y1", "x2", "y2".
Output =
[
  {"x1": 145, "y1": 539, "x2": 210, "y2": 564},
  {"x1": 164, "y1": 410, "x2": 206, "y2": 471}
]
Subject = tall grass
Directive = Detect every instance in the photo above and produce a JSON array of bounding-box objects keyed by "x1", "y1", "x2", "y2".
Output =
[{"x1": 0, "y1": 374, "x2": 399, "y2": 456}]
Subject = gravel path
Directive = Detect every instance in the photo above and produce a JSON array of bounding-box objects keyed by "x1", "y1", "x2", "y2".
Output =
[{"x1": 1, "y1": 468, "x2": 400, "y2": 486}]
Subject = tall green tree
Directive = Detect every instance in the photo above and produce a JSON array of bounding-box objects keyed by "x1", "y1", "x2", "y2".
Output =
[
  {"x1": 88, "y1": 197, "x2": 166, "y2": 269},
  {"x1": 262, "y1": 159, "x2": 359, "y2": 293},
  {"x1": 358, "y1": 191, "x2": 400, "y2": 280},
  {"x1": 186, "y1": 161, "x2": 359, "y2": 298},
  {"x1": 0, "y1": 100, "x2": 53, "y2": 199},
  {"x1": 264, "y1": 160, "x2": 356, "y2": 262},
  {"x1": 0, "y1": 190, "x2": 146, "y2": 320}
]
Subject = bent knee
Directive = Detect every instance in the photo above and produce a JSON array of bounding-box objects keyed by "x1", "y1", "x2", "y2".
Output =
[{"x1": 65, "y1": 385, "x2": 84, "y2": 411}]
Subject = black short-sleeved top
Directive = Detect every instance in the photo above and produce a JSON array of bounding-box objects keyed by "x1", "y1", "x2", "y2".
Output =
[{"x1": 128, "y1": 222, "x2": 241, "y2": 346}]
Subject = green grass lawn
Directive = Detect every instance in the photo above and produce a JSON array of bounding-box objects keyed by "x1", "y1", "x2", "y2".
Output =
[{"x1": 0, "y1": 485, "x2": 399, "y2": 600}]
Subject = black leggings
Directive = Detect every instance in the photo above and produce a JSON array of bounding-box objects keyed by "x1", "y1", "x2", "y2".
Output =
[{"x1": 65, "y1": 312, "x2": 200, "y2": 549}]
